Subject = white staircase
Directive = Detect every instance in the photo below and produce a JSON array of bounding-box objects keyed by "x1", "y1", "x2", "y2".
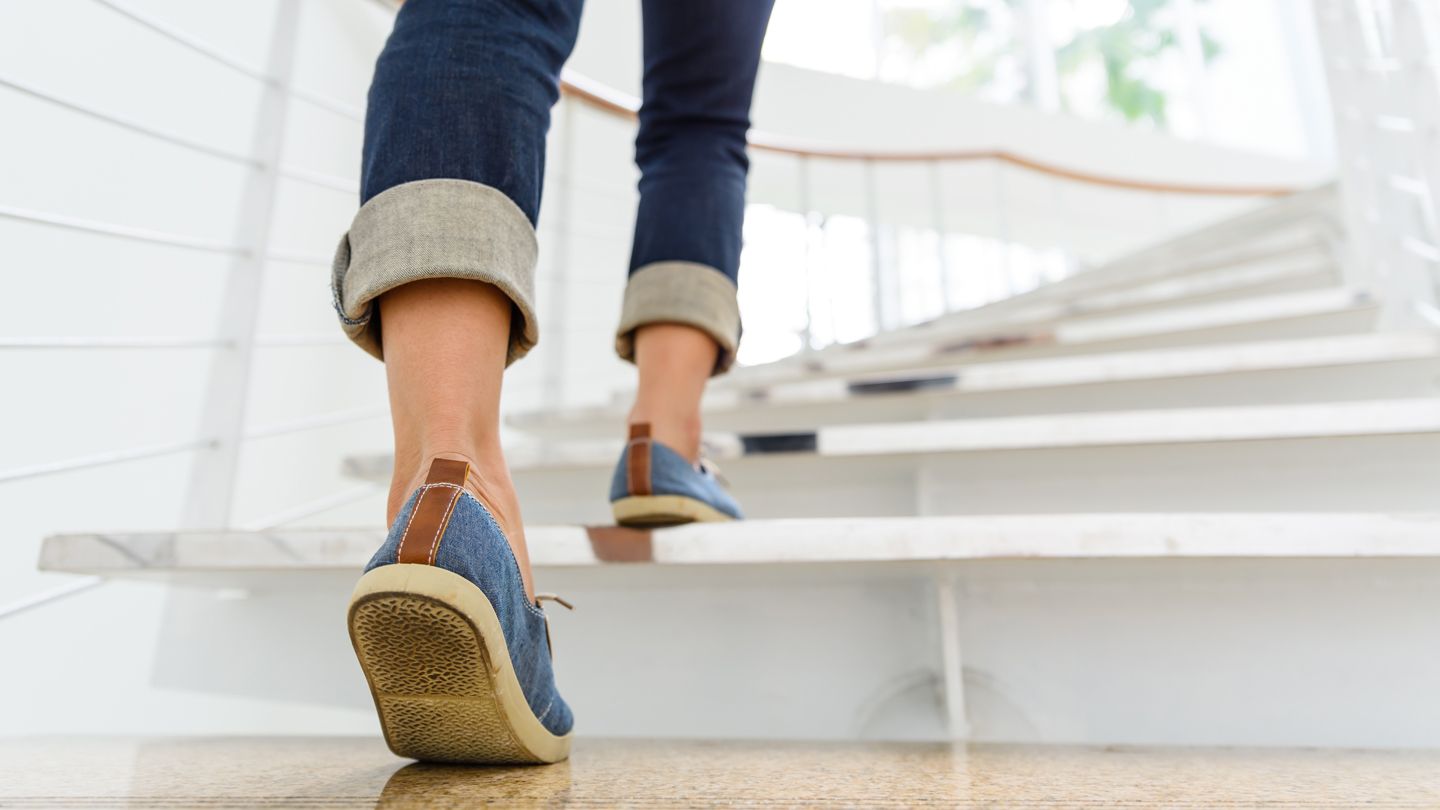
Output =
[{"x1": 39, "y1": 187, "x2": 1440, "y2": 747}]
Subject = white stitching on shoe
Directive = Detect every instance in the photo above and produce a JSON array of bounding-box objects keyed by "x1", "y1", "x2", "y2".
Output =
[
  {"x1": 394, "y1": 483, "x2": 466, "y2": 563},
  {"x1": 394, "y1": 488, "x2": 428, "y2": 564},
  {"x1": 425, "y1": 485, "x2": 464, "y2": 566},
  {"x1": 398, "y1": 484, "x2": 550, "y2": 623},
  {"x1": 536, "y1": 696, "x2": 555, "y2": 723}
]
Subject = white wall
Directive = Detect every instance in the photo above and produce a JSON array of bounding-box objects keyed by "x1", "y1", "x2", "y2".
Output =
[{"x1": 1, "y1": 0, "x2": 396, "y2": 736}]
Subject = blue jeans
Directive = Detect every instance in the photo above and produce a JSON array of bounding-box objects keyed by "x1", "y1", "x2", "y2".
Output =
[{"x1": 332, "y1": 0, "x2": 775, "y2": 374}]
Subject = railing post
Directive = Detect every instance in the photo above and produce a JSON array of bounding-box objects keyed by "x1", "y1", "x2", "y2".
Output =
[
  {"x1": 928, "y1": 160, "x2": 953, "y2": 311},
  {"x1": 933, "y1": 573, "x2": 972, "y2": 740},
  {"x1": 863, "y1": 158, "x2": 888, "y2": 332},
  {"x1": 798, "y1": 155, "x2": 815, "y2": 351},
  {"x1": 992, "y1": 159, "x2": 1016, "y2": 298},
  {"x1": 182, "y1": 2, "x2": 301, "y2": 529}
]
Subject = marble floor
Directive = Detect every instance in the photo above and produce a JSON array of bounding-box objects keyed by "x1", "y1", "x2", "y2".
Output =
[{"x1": 1, "y1": 737, "x2": 1438, "y2": 808}]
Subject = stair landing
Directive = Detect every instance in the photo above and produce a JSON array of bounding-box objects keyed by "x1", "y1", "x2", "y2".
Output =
[{"x1": 1, "y1": 736, "x2": 1435, "y2": 807}]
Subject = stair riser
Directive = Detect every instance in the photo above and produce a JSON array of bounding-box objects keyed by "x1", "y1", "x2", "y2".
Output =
[
  {"x1": 518, "y1": 358, "x2": 1440, "y2": 440},
  {"x1": 512, "y1": 434, "x2": 1440, "y2": 523},
  {"x1": 855, "y1": 242, "x2": 1334, "y2": 352},
  {"x1": 734, "y1": 305, "x2": 1378, "y2": 386},
  {"x1": 130, "y1": 556, "x2": 1440, "y2": 748},
  {"x1": 871, "y1": 256, "x2": 1336, "y2": 351},
  {"x1": 731, "y1": 361, "x2": 1440, "y2": 432},
  {"x1": 1062, "y1": 264, "x2": 1335, "y2": 317}
]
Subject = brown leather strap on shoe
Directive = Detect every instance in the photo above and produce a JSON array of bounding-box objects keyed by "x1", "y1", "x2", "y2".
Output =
[
  {"x1": 395, "y1": 458, "x2": 470, "y2": 565},
  {"x1": 626, "y1": 423, "x2": 653, "y2": 496}
]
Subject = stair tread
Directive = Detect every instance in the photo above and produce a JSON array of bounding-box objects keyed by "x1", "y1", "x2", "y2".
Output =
[
  {"x1": 453, "y1": 399, "x2": 1440, "y2": 475},
  {"x1": 39, "y1": 513, "x2": 1440, "y2": 575},
  {"x1": 821, "y1": 396, "x2": 1440, "y2": 456},
  {"x1": 857, "y1": 249, "x2": 1337, "y2": 352},
  {"x1": 511, "y1": 332, "x2": 1440, "y2": 437},
  {"x1": 782, "y1": 185, "x2": 1340, "y2": 356},
  {"x1": 720, "y1": 287, "x2": 1375, "y2": 388}
]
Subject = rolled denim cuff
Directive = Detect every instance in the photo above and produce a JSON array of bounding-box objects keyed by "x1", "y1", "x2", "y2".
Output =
[
  {"x1": 332, "y1": 179, "x2": 539, "y2": 366},
  {"x1": 615, "y1": 261, "x2": 741, "y2": 376}
]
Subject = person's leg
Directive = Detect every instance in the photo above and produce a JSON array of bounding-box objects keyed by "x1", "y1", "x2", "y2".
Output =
[
  {"x1": 617, "y1": 0, "x2": 777, "y2": 463},
  {"x1": 337, "y1": 0, "x2": 583, "y2": 763},
  {"x1": 333, "y1": 0, "x2": 583, "y2": 599},
  {"x1": 627, "y1": 323, "x2": 715, "y2": 460},
  {"x1": 379, "y1": 278, "x2": 536, "y2": 598}
]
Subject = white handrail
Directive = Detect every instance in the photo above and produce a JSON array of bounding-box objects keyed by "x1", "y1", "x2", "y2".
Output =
[
  {"x1": 288, "y1": 87, "x2": 365, "y2": 122},
  {"x1": 0, "y1": 337, "x2": 234, "y2": 350},
  {"x1": 0, "y1": 438, "x2": 218, "y2": 484},
  {"x1": 0, "y1": 205, "x2": 250, "y2": 255},
  {"x1": 278, "y1": 165, "x2": 360, "y2": 195},
  {"x1": 0, "y1": 409, "x2": 387, "y2": 490},
  {"x1": 243, "y1": 405, "x2": 390, "y2": 441},
  {"x1": 0, "y1": 73, "x2": 261, "y2": 168},
  {"x1": 89, "y1": 0, "x2": 366, "y2": 122},
  {"x1": 0, "y1": 336, "x2": 351, "y2": 351},
  {"x1": 0, "y1": 578, "x2": 104, "y2": 623},
  {"x1": 254, "y1": 335, "x2": 351, "y2": 348},
  {"x1": 238, "y1": 482, "x2": 386, "y2": 531},
  {"x1": 264, "y1": 249, "x2": 336, "y2": 266},
  {"x1": 91, "y1": 0, "x2": 273, "y2": 84},
  {"x1": 1, "y1": 73, "x2": 362, "y2": 200}
]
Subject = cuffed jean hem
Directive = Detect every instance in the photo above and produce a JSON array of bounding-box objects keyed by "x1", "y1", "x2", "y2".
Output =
[
  {"x1": 331, "y1": 179, "x2": 540, "y2": 366},
  {"x1": 614, "y1": 261, "x2": 741, "y2": 376}
]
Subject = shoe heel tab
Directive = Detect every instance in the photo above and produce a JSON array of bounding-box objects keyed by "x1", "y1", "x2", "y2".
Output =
[
  {"x1": 626, "y1": 423, "x2": 653, "y2": 496},
  {"x1": 426, "y1": 457, "x2": 471, "y2": 487},
  {"x1": 395, "y1": 457, "x2": 472, "y2": 565}
]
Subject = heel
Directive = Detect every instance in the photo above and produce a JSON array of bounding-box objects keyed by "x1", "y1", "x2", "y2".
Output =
[
  {"x1": 612, "y1": 494, "x2": 735, "y2": 527},
  {"x1": 347, "y1": 564, "x2": 571, "y2": 764}
]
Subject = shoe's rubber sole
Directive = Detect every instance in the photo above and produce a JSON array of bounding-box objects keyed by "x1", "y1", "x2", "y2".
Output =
[
  {"x1": 611, "y1": 494, "x2": 735, "y2": 527},
  {"x1": 347, "y1": 563, "x2": 572, "y2": 765}
]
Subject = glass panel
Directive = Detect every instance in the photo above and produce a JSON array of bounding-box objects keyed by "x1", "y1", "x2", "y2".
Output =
[{"x1": 737, "y1": 204, "x2": 810, "y2": 365}]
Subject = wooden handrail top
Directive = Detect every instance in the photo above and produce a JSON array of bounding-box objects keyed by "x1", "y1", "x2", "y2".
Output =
[
  {"x1": 363, "y1": 9, "x2": 1298, "y2": 199},
  {"x1": 559, "y1": 75, "x2": 1296, "y2": 198}
]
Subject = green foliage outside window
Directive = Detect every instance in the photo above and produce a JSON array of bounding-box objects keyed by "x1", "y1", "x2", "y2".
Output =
[{"x1": 884, "y1": 0, "x2": 1222, "y2": 126}]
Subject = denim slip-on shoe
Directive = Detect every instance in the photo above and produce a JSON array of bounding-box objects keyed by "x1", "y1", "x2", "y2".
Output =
[
  {"x1": 347, "y1": 458, "x2": 573, "y2": 764},
  {"x1": 610, "y1": 423, "x2": 743, "y2": 526}
]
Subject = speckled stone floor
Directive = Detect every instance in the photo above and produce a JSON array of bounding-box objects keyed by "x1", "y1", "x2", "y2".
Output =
[{"x1": 1, "y1": 737, "x2": 1438, "y2": 808}]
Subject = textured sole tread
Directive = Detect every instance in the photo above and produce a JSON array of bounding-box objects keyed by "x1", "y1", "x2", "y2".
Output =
[{"x1": 349, "y1": 589, "x2": 553, "y2": 764}]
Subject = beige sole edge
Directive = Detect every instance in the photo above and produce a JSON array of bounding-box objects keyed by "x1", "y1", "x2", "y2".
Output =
[
  {"x1": 347, "y1": 564, "x2": 572, "y2": 765},
  {"x1": 611, "y1": 494, "x2": 735, "y2": 527}
]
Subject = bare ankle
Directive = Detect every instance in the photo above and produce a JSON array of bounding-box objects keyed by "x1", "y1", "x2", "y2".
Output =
[
  {"x1": 387, "y1": 444, "x2": 536, "y2": 601},
  {"x1": 387, "y1": 446, "x2": 502, "y2": 522},
  {"x1": 631, "y1": 323, "x2": 715, "y2": 464},
  {"x1": 629, "y1": 411, "x2": 703, "y2": 463}
]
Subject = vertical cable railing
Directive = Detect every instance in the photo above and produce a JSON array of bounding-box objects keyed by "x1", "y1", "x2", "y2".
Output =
[
  {"x1": 927, "y1": 160, "x2": 953, "y2": 310},
  {"x1": 558, "y1": 65, "x2": 1304, "y2": 362}
]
